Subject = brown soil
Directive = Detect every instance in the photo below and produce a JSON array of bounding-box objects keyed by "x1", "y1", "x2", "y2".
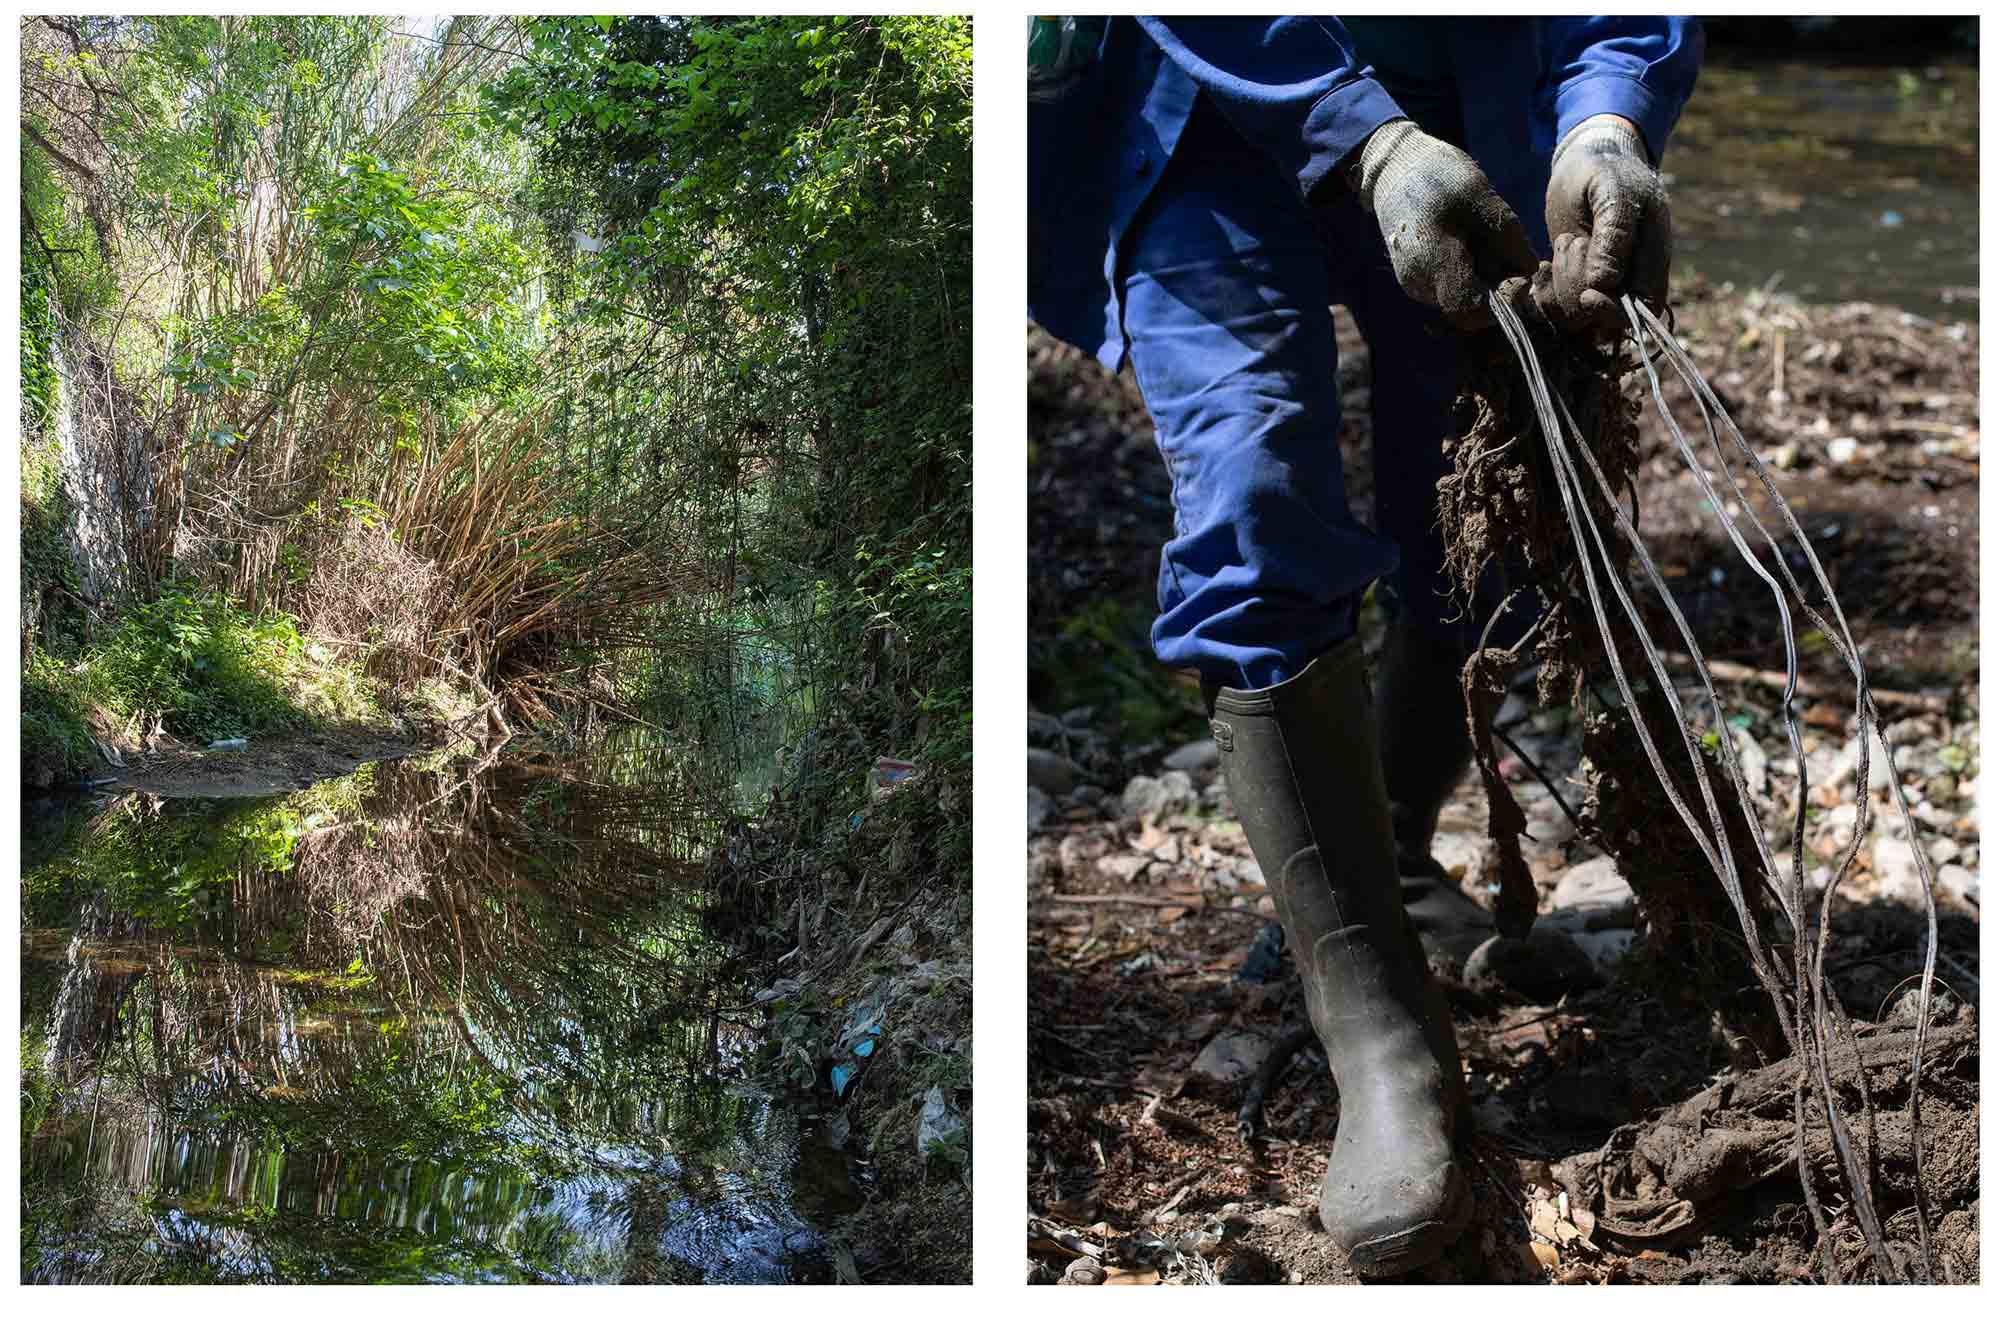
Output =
[
  {"x1": 1028, "y1": 836, "x2": 1979, "y2": 1284},
  {"x1": 1026, "y1": 277, "x2": 1980, "y2": 1286},
  {"x1": 85, "y1": 726, "x2": 435, "y2": 798}
]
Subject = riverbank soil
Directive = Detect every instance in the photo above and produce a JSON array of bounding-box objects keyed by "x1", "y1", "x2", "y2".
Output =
[
  {"x1": 1024, "y1": 274, "x2": 1979, "y2": 1283},
  {"x1": 76, "y1": 726, "x2": 437, "y2": 799}
]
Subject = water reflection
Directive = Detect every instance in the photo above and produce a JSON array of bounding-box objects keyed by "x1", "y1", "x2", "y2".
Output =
[{"x1": 21, "y1": 754, "x2": 851, "y2": 1284}]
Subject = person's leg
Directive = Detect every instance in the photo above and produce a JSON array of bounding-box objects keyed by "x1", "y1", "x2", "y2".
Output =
[
  {"x1": 1120, "y1": 100, "x2": 1394, "y2": 692},
  {"x1": 1121, "y1": 98, "x2": 1468, "y2": 1276},
  {"x1": 1308, "y1": 180, "x2": 1521, "y2": 979}
]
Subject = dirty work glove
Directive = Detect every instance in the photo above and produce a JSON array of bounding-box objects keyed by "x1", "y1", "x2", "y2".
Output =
[
  {"x1": 1543, "y1": 114, "x2": 1671, "y2": 332},
  {"x1": 1355, "y1": 119, "x2": 1539, "y2": 330}
]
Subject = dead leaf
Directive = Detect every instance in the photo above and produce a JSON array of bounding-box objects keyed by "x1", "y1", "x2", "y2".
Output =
[
  {"x1": 1530, "y1": 1240, "x2": 1560, "y2": 1271},
  {"x1": 1530, "y1": 1195, "x2": 1562, "y2": 1243},
  {"x1": 1103, "y1": 1267, "x2": 1161, "y2": 1286}
]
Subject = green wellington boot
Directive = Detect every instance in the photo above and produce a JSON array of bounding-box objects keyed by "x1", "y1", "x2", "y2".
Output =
[
  {"x1": 1209, "y1": 636, "x2": 1472, "y2": 1276},
  {"x1": 1376, "y1": 623, "x2": 1494, "y2": 974}
]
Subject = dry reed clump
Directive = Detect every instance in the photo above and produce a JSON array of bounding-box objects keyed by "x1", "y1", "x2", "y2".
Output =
[{"x1": 298, "y1": 517, "x2": 447, "y2": 687}]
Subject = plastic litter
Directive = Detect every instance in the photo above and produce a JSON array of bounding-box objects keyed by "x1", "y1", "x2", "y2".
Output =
[
  {"x1": 207, "y1": 738, "x2": 248, "y2": 752},
  {"x1": 916, "y1": 1086, "x2": 966, "y2": 1158}
]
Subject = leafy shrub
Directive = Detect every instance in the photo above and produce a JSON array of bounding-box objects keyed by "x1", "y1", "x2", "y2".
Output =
[{"x1": 82, "y1": 584, "x2": 313, "y2": 742}]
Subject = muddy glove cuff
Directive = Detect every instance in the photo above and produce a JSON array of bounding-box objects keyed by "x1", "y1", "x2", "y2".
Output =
[
  {"x1": 1357, "y1": 119, "x2": 1538, "y2": 330},
  {"x1": 1543, "y1": 115, "x2": 1671, "y2": 330}
]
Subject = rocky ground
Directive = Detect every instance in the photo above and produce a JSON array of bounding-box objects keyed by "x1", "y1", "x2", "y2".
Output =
[{"x1": 1025, "y1": 280, "x2": 1980, "y2": 1285}]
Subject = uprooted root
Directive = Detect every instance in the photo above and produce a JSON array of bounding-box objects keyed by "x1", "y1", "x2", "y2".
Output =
[{"x1": 1558, "y1": 1009, "x2": 1978, "y2": 1282}]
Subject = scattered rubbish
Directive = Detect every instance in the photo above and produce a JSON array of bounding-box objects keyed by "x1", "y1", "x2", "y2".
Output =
[
  {"x1": 870, "y1": 756, "x2": 918, "y2": 800},
  {"x1": 917, "y1": 1086, "x2": 967, "y2": 1159},
  {"x1": 829, "y1": 1002, "x2": 885, "y2": 1098},
  {"x1": 207, "y1": 738, "x2": 248, "y2": 752}
]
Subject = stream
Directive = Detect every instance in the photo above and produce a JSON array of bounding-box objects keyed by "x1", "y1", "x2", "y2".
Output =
[
  {"x1": 20, "y1": 752, "x2": 858, "y2": 1284},
  {"x1": 1667, "y1": 53, "x2": 1977, "y2": 316}
]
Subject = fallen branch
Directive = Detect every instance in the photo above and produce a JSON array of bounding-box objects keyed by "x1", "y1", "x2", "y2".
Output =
[{"x1": 1661, "y1": 652, "x2": 1951, "y2": 714}]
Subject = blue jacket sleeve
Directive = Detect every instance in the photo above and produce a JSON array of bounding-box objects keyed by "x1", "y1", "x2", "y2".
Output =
[
  {"x1": 1543, "y1": 17, "x2": 1704, "y2": 162},
  {"x1": 1134, "y1": 17, "x2": 1407, "y2": 204}
]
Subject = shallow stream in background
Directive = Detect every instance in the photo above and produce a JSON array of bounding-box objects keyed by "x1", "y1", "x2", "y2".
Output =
[
  {"x1": 20, "y1": 752, "x2": 859, "y2": 1284},
  {"x1": 1667, "y1": 54, "x2": 1977, "y2": 317}
]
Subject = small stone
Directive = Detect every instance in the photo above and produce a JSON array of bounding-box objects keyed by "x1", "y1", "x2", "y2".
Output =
[
  {"x1": 1429, "y1": 830, "x2": 1488, "y2": 883},
  {"x1": 1121, "y1": 770, "x2": 1196, "y2": 820},
  {"x1": 1826, "y1": 436, "x2": 1860, "y2": 466},
  {"x1": 1163, "y1": 737, "x2": 1220, "y2": 773},
  {"x1": 1551, "y1": 858, "x2": 1637, "y2": 924},
  {"x1": 1028, "y1": 786, "x2": 1055, "y2": 835},
  {"x1": 1937, "y1": 863, "x2": 1977, "y2": 905},
  {"x1": 1072, "y1": 783, "x2": 1106, "y2": 806},
  {"x1": 1733, "y1": 729, "x2": 1769, "y2": 796},
  {"x1": 1464, "y1": 930, "x2": 1600, "y2": 1001},
  {"x1": 1830, "y1": 732, "x2": 1895, "y2": 795},
  {"x1": 1568, "y1": 928, "x2": 1637, "y2": 979},
  {"x1": 1190, "y1": 1029, "x2": 1273, "y2": 1086},
  {"x1": 1028, "y1": 746, "x2": 1081, "y2": 796},
  {"x1": 1060, "y1": 1256, "x2": 1106, "y2": 1286},
  {"x1": 1930, "y1": 837, "x2": 1961, "y2": 865},
  {"x1": 1096, "y1": 853, "x2": 1151, "y2": 883},
  {"x1": 1027, "y1": 709, "x2": 1066, "y2": 745},
  {"x1": 1925, "y1": 773, "x2": 1959, "y2": 805},
  {"x1": 1771, "y1": 442, "x2": 1801, "y2": 470},
  {"x1": 1871, "y1": 835, "x2": 1926, "y2": 901},
  {"x1": 1061, "y1": 706, "x2": 1096, "y2": 729}
]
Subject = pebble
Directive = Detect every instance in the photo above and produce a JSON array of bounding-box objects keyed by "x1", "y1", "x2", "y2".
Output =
[
  {"x1": 1829, "y1": 732, "x2": 1895, "y2": 795},
  {"x1": 1027, "y1": 708, "x2": 1066, "y2": 745},
  {"x1": 1060, "y1": 1257, "x2": 1106, "y2": 1286},
  {"x1": 1121, "y1": 770, "x2": 1196, "y2": 820},
  {"x1": 1163, "y1": 737, "x2": 1220, "y2": 773},
  {"x1": 1733, "y1": 728, "x2": 1769, "y2": 796},
  {"x1": 1930, "y1": 837, "x2": 1961, "y2": 865},
  {"x1": 1567, "y1": 928, "x2": 1637, "y2": 979},
  {"x1": 1870, "y1": 835, "x2": 1926, "y2": 902},
  {"x1": 1937, "y1": 863, "x2": 1977, "y2": 906},
  {"x1": 1190, "y1": 1029, "x2": 1273, "y2": 1086},
  {"x1": 1096, "y1": 853, "x2": 1151, "y2": 883},
  {"x1": 1028, "y1": 786, "x2": 1055, "y2": 835},
  {"x1": 1826, "y1": 436, "x2": 1861, "y2": 466},
  {"x1": 1464, "y1": 930, "x2": 1599, "y2": 1001},
  {"x1": 1028, "y1": 746, "x2": 1082, "y2": 796},
  {"x1": 1551, "y1": 858, "x2": 1637, "y2": 924}
]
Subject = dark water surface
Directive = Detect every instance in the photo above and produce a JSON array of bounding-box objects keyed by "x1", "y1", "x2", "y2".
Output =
[
  {"x1": 20, "y1": 754, "x2": 856, "y2": 1284},
  {"x1": 1668, "y1": 55, "x2": 1977, "y2": 316}
]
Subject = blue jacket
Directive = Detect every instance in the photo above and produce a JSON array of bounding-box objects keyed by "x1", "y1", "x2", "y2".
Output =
[{"x1": 1029, "y1": 17, "x2": 1704, "y2": 369}]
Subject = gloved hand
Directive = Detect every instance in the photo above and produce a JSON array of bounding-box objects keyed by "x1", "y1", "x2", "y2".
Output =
[
  {"x1": 1543, "y1": 114, "x2": 1671, "y2": 332},
  {"x1": 1355, "y1": 119, "x2": 1539, "y2": 330}
]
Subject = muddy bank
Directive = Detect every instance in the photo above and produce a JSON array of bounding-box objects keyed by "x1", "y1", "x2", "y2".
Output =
[{"x1": 65, "y1": 727, "x2": 437, "y2": 799}]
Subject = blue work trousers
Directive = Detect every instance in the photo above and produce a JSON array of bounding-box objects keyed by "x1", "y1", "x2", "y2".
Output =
[{"x1": 1121, "y1": 97, "x2": 1543, "y2": 691}]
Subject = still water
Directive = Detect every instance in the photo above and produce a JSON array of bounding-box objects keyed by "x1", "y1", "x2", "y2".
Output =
[
  {"x1": 20, "y1": 754, "x2": 857, "y2": 1284},
  {"x1": 1668, "y1": 55, "x2": 1977, "y2": 316}
]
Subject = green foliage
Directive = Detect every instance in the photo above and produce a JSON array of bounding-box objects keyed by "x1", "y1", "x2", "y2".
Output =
[
  {"x1": 20, "y1": 656, "x2": 97, "y2": 785},
  {"x1": 20, "y1": 226, "x2": 61, "y2": 430},
  {"x1": 490, "y1": 14, "x2": 973, "y2": 886},
  {"x1": 76, "y1": 584, "x2": 379, "y2": 743},
  {"x1": 22, "y1": 795, "x2": 305, "y2": 929}
]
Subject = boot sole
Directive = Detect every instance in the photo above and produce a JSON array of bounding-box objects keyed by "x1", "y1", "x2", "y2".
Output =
[{"x1": 1342, "y1": 1165, "x2": 1474, "y2": 1279}]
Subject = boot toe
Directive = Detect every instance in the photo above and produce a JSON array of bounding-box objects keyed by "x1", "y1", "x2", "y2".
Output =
[{"x1": 1320, "y1": 1153, "x2": 1471, "y2": 1278}]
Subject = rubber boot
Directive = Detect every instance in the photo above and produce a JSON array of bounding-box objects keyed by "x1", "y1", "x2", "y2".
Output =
[
  {"x1": 1376, "y1": 623, "x2": 1492, "y2": 974},
  {"x1": 1208, "y1": 637, "x2": 1471, "y2": 1276}
]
